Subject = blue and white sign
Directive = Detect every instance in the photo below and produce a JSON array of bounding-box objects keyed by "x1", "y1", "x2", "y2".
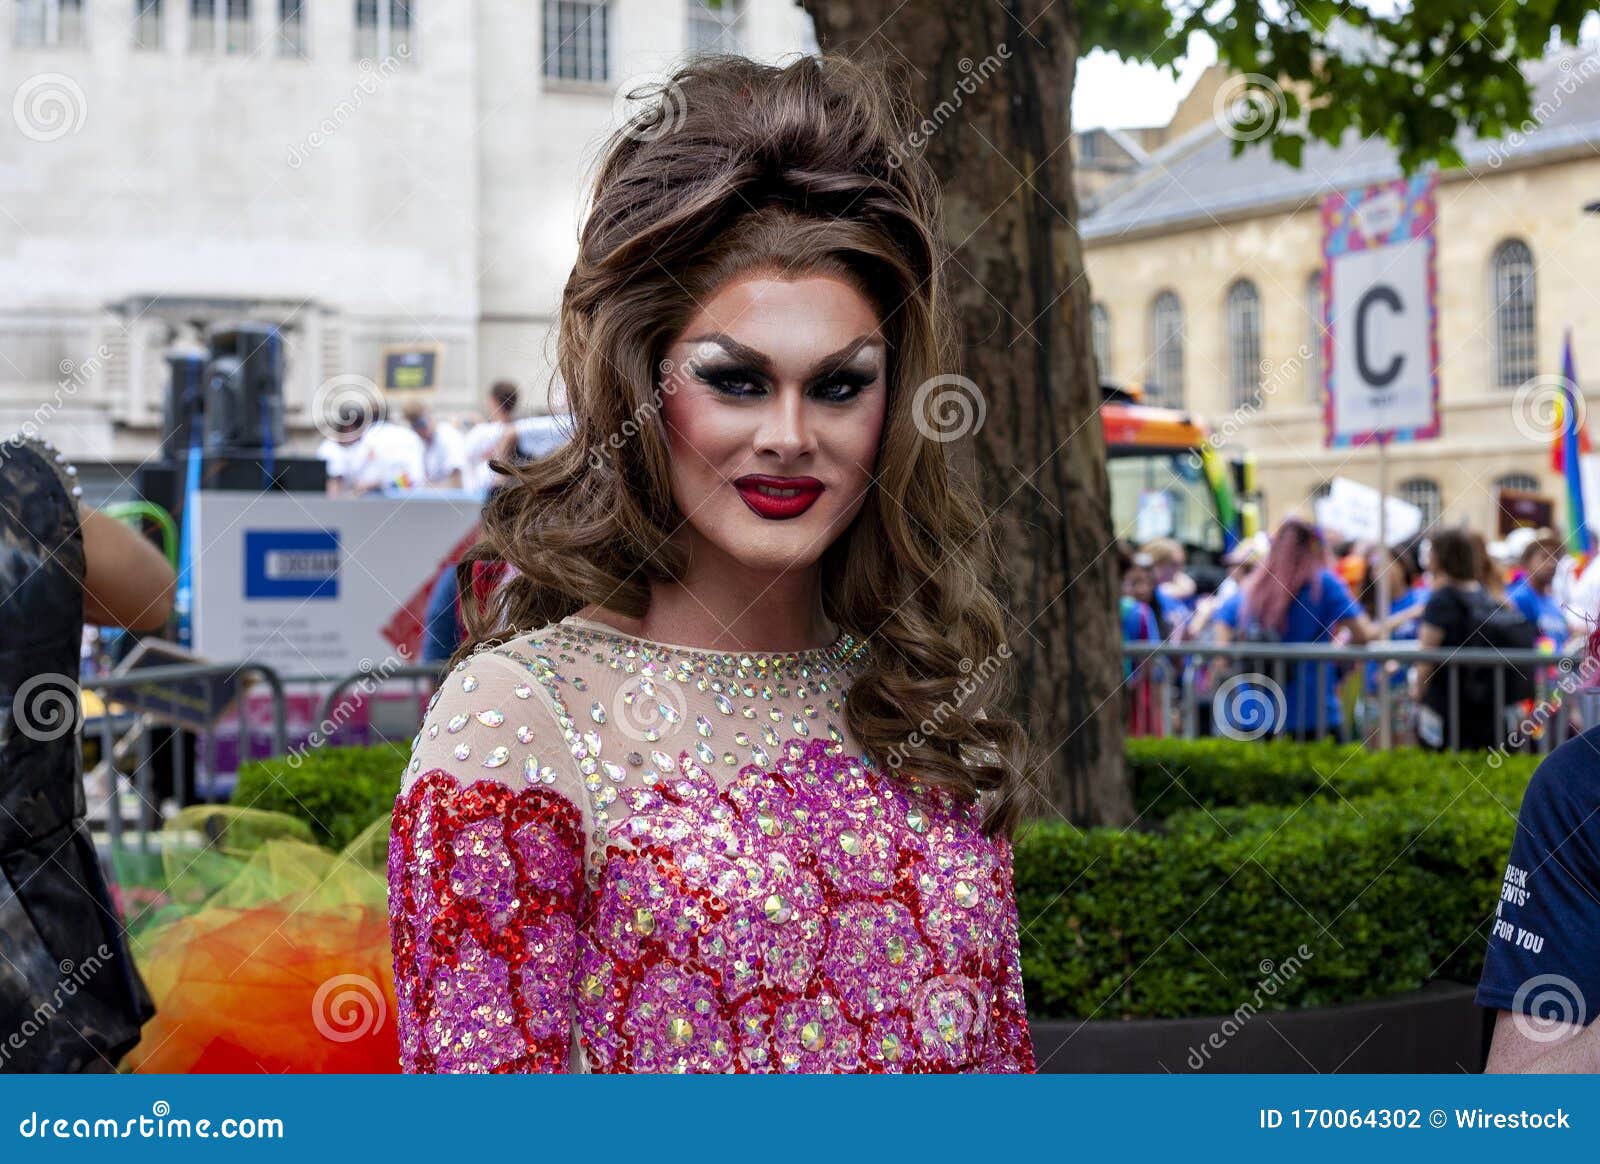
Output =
[
  {"x1": 193, "y1": 493, "x2": 480, "y2": 673},
  {"x1": 244, "y1": 530, "x2": 341, "y2": 599}
]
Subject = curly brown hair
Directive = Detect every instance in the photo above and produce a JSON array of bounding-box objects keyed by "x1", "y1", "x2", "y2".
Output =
[{"x1": 454, "y1": 53, "x2": 1036, "y2": 838}]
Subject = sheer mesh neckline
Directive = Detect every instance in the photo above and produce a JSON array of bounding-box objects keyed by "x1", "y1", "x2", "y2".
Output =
[{"x1": 556, "y1": 613, "x2": 866, "y2": 673}]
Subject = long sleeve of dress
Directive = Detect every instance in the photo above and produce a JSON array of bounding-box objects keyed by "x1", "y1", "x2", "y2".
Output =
[
  {"x1": 981, "y1": 838, "x2": 1037, "y2": 1073},
  {"x1": 388, "y1": 650, "x2": 588, "y2": 1073}
]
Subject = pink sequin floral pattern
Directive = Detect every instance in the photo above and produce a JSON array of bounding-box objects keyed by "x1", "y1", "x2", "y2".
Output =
[
  {"x1": 389, "y1": 772, "x2": 585, "y2": 1073},
  {"x1": 388, "y1": 615, "x2": 1035, "y2": 1073}
]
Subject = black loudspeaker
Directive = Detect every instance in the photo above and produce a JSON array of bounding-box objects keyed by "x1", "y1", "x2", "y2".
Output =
[
  {"x1": 161, "y1": 348, "x2": 207, "y2": 462},
  {"x1": 203, "y1": 324, "x2": 284, "y2": 455}
]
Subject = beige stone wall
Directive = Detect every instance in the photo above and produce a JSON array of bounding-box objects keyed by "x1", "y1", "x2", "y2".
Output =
[{"x1": 1084, "y1": 152, "x2": 1600, "y2": 535}]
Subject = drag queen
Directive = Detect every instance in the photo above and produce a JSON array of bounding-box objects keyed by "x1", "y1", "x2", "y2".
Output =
[{"x1": 388, "y1": 53, "x2": 1037, "y2": 1073}]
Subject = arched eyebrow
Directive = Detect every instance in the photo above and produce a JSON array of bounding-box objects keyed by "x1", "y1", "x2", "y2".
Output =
[{"x1": 683, "y1": 333, "x2": 885, "y2": 378}]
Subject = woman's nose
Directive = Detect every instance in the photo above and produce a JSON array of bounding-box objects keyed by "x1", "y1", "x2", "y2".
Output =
[{"x1": 755, "y1": 386, "x2": 815, "y2": 459}]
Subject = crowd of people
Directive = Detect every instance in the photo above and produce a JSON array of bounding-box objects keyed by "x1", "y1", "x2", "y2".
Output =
[
  {"x1": 1118, "y1": 515, "x2": 1593, "y2": 750},
  {"x1": 313, "y1": 381, "x2": 571, "y2": 498}
]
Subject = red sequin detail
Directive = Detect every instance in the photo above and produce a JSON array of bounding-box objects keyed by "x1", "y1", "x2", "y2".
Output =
[
  {"x1": 389, "y1": 742, "x2": 1036, "y2": 1074},
  {"x1": 389, "y1": 769, "x2": 585, "y2": 1073}
]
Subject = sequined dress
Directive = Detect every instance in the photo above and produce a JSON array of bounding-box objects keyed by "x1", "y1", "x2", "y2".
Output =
[{"x1": 387, "y1": 614, "x2": 1035, "y2": 1073}]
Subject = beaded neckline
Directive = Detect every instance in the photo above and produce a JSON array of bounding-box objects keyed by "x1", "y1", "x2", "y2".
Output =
[{"x1": 555, "y1": 614, "x2": 867, "y2": 678}]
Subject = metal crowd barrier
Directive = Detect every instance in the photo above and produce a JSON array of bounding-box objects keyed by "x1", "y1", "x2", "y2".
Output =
[
  {"x1": 84, "y1": 644, "x2": 1590, "y2": 859},
  {"x1": 309, "y1": 664, "x2": 443, "y2": 734},
  {"x1": 82, "y1": 662, "x2": 287, "y2": 855},
  {"x1": 1121, "y1": 640, "x2": 1596, "y2": 753}
]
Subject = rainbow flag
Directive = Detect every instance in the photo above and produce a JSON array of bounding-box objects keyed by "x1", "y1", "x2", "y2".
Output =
[{"x1": 1550, "y1": 329, "x2": 1595, "y2": 567}]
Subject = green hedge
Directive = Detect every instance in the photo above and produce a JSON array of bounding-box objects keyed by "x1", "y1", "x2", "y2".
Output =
[
  {"x1": 234, "y1": 736, "x2": 1536, "y2": 1021},
  {"x1": 231, "y1": 742, "x2": 406, "y2": 850},
  {"x1": 1128, "y1": 735, "x2": 1536, "y2": 817},
  {"x1": 1012, "y1": 738, "x2": 1534, "y2": 1019}
]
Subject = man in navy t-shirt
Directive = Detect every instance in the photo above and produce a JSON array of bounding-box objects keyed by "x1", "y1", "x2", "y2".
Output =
[{"x1": 1478, "y1": 724, "x2": 1600, "y2": 1071}]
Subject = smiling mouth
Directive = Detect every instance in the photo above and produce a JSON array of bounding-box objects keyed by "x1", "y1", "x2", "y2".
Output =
[{"x1": 733, "y1": 476, "x2": 825, "y2": 520}]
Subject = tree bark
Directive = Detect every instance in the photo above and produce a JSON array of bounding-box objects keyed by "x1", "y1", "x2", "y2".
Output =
[{"x1": 801, "y1": 0, "x2": 1131, "y2": 826}]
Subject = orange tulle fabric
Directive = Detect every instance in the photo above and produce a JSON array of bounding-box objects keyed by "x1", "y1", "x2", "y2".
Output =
[{"x1": 119, "y1": 808, "x2": 400, "y2": 1074}]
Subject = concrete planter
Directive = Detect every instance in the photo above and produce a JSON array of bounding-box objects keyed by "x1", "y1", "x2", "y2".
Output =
[{"x1": 1029, "y1": 981, "x2": 1491, "y2": 1073}]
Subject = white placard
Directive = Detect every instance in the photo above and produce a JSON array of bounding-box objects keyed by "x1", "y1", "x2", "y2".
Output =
[
  {"x1": 192, "y1": 492, "x2": 481, "y2": 674},
  {"x1": 1328, "y1": 242, "x2": 1436, "y2": 438},
  {"x1": 1313, "y1": 476, "x2": 1423, "y2": 545}
]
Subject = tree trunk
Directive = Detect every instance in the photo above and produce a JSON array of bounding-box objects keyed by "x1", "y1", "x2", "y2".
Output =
[{"x1": 801, "y1": 0, "x2": 1131, "y2": 827}]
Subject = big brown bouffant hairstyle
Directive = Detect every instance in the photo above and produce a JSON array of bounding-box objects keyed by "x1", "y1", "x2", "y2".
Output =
[{"x1": 455, "y1": 53, "x2": 1036, "y2": 838}]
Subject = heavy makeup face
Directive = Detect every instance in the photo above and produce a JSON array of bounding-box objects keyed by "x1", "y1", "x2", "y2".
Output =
[{"x1": 658, "y1": 271, "x2": 888, "y2": 575}]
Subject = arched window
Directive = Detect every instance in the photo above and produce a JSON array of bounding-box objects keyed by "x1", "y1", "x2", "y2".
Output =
[
  {"x1": 1305, "y1": 270, "x2": 1325, "y2": 402},
  {"x1": 1496, "y1": 472, "x2": 1539, "y2": 495},
  {"x1": 1147, "y1": 291, "x2": 1183, "y2": 408},
  {"x1": 1492, "y1": 239, "x2": 1537, "y2": 388},
  {"x1": 1399, "y1": 477, "x2": 1443, "y2": 528},
  {"x1": 1091, "y1": 302, "x2": 1111, "y2": 382},
  {"x1": 1226, "y1": 279, "x2": 1262, "y2": 410}
]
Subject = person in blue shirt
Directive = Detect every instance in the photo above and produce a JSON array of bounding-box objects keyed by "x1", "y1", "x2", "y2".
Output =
[
  {"x1": 1119, "y1": 543, "x2": 1167, "y2": 735},
  {"x1": 1361, "y1": 539, "x2": 1429, "y2": 697},
  {"x1": 1143, "y1": 537, "x2": 1198, "y2": 634},
  {"x1": 1118, "y1": 544, "x2": 1163, "y2": 672},
  {"x1": 1204, "y1": 516, "x2": 1376, "y2": 741},
  {"x1": 1479, "y1": 722, "x2": 1600, "y2": 1071},
  {"x1": 422, "y1": 563, "x2": 461, "y2": 664},
  {"x1": 1505, "y1": 531, "x2": 1572, "y2": 649}
]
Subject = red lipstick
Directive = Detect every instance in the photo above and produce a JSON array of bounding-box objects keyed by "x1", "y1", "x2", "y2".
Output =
[{"x1": 733, "y1": 474, "x2": 825, "y2": 520}]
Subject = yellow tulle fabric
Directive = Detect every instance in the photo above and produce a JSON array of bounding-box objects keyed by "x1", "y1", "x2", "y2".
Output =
[{"x1": 119, "y1": 807, "x2": 400, "y2": 1074}]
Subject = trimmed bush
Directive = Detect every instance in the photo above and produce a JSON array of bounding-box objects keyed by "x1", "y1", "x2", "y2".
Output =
[
  {"x1": 1129, "y1": 735, "x2": 1537, "y2": 817},
  {"x1": 231, "y1": 743, "x2": 406, "y2": 851},
  {"x1": 1011, "y1": 737, "x2": 1536, "y2": 1019}
]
